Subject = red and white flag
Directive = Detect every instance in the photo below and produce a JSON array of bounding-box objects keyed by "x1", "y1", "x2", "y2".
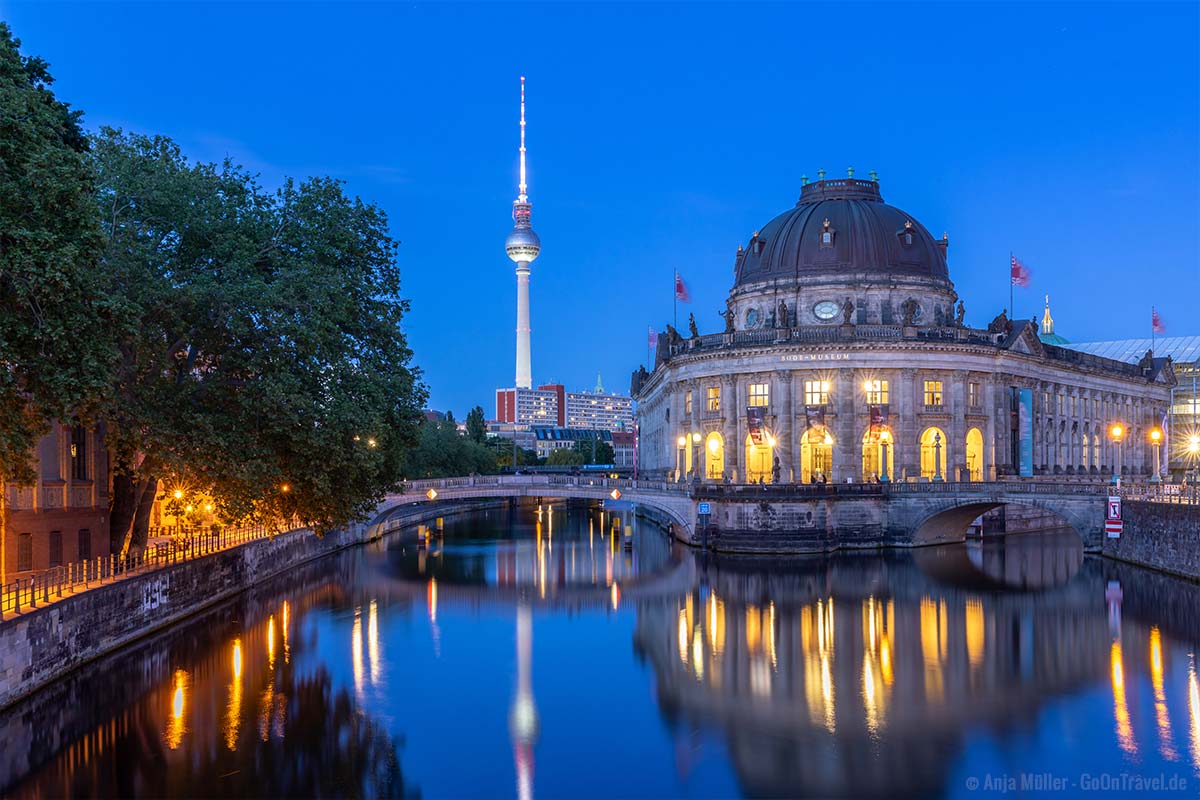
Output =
[
  {"x1": 674, "y1": 272, "x2": 690, "y2": 303},
  {"x1": 647, "y1": 326, "x2": 659, "y2": 349},
  {"x1": 1152, "y1": 308, "x2": 1166, "y2": 335},
  {"x1": 1010, "y1": 255, "x2": 1031, "y2": 288}
]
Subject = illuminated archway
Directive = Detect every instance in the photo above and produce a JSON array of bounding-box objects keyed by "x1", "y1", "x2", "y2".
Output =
[
  {"x1": 801, "y1": 427, "x2": 834, "y2": 483},
  {"x1": 920, "y1": 427, "x2": 948, "y2": 480},
  {"x1": 861, "y1": 427, "x2": 894, "y2": 482},
  {"x1": 965, "y1": 428, "x2": 984, "y2": 482},
  {"x1": 705, "y1": 432, "x2": 725, "y2": 480},
  {"x1": 745, "y1": 434, "x2": 775, "y2": 483}
]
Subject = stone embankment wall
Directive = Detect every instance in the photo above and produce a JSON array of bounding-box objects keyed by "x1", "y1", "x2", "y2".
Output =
[
  {"x1": 0, "y1": 499, "x2": 499, "y2": 710},
  {"x1": 1102, "y1": 501, "x2": 1200, "y2": 581}
]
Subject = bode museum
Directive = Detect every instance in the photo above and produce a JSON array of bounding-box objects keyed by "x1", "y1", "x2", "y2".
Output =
[{"x1": 632, "y1": 173, "x2": 1176, "y2": 484}]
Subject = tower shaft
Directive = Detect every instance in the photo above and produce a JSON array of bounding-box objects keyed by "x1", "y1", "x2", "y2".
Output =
[{"x1": 515, "y1": 263, "x2": 532, "y2": 389}]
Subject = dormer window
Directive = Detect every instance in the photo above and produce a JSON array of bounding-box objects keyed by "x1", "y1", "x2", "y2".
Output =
[
  {"x1": 899, "y1": 220, "x2": 914, "y2": 247},
  {"x1": 751, "y1": 230, "x2": 765, "y2": 255},
  {"x1": 819, "y1": 218, "x2": 835, "y2": 248}
]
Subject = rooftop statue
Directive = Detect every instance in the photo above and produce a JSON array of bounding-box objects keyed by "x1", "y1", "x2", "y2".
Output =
[
  {"x1": 842, "y1": 297, "x2": 855, "y2": 325},
  {"x1": 688, "y1": 313, "x2": 699, "y2": 339}
]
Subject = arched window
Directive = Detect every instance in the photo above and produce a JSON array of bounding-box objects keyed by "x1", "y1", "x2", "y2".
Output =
[
  {"x1": 965, "y1": 428, "x2": 984, "y2": 482},
  {"x1": 706, "y1": 432, "x2": 725, "y2": 481},
  {"x1": 920, "y1": 427, "x2": 948, "y2": 480},
  {"x1": 801, "y1": 428, "x2": 834, "y2": 484},
  {"x1": 861, "y1": 426, "x2": 894, "y2": 482}
]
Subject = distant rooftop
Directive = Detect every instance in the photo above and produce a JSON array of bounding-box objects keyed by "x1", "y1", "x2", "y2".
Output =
[{"x1": 1065, "y1": 336, "x2": 1200, "y2": 365}]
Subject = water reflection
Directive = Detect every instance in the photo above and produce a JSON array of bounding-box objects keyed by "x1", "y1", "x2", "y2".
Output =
[{"x1": 3, "y1": 511, "x2": 1200, "y2": 799}]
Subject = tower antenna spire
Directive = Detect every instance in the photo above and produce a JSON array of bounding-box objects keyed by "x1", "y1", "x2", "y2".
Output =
[{"x1": 518, "y1": 76, "x2": 528, "y2": 203}]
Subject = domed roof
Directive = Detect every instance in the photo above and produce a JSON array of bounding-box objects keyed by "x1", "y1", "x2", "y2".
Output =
[{"x1": 733, "y1": 177, "x2": 950, "y2": 289}]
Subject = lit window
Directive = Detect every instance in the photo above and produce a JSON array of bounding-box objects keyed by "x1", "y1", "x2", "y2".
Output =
[
  {"x1": 685, "y1": 391, "x2": 692, "y2": 416},
  {"x1": 804, "y1": 380, "x2": 830, "y2": 405},
  {"x1": 707, "y1": 386, "x2": 720, "y2": 412},
  {"x1": 968, "y1": 381, "x2": 980, "y2": 407},
  {"x1": 865, "y1": 379, "x2": 889, "y2": 405},
  {"x1": 748, "y1": 383, "x2": 769, "y2": 407},
  {"x1": 924, "y1": 380, "x2": 944, "y2": 407}
]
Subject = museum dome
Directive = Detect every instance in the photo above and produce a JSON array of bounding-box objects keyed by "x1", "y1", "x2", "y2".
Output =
[{"x1": 733, "y1": 176, "x2": 950, "y2": 289}]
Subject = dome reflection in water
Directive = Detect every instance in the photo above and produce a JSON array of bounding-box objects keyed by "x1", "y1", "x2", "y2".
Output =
[{"x1": 3, "y1": 508, "x2": 1200, "y2": 800}]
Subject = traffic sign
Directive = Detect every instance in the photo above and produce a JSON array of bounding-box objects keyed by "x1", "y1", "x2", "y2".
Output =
[
  {"x1": 698, "y1": 502, "x2": 711, "y2": 515},
  {"x1": 1107, "y1": 496, "x2": 1122, "y2": 521},
  {"x1": 1106, "y1": 520, "x2": 1123, "y2": 538}
]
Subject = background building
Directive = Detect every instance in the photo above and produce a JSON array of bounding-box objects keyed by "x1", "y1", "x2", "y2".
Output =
[
  {"x1": 565, "y1": 375, "x2": 634, "y2": 432},
  {"x1": 532, "y1": 427, "x2": 613, "y2": 460},
  {"x1": 3, "y1": 422, "x2": 109, "y2": 578},
  {"x1": 632, "y1": 172, "x2": 1175, "y2": 484}
]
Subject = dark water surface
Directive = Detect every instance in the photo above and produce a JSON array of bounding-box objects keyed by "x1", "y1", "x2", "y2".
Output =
[{"x1": 3, "y1": 505, "x2": 1200, "y2": 798}]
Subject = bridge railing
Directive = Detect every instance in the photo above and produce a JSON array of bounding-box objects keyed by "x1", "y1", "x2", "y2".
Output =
[{"x1": 1117, "y1": 483, "x2": 1200, "y2": 506}]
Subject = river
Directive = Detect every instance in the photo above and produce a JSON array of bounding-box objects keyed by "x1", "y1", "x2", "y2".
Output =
[{"x1": 2, "y1": 504, "x2": 1198, "y2": 798}]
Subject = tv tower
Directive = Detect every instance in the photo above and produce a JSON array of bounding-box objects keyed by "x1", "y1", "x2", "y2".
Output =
[{"x1": 505, "y1": 77, "x2": 541, "y2": 390}]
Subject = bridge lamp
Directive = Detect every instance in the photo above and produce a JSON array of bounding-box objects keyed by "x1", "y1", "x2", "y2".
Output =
[
  {"x1": 1108, "y1": 424, "x2": 1125, "y2": 483},
  {"x1": 1149, "y1": 428, "x2": 1163, "y2": 484},
  {"x1": 1188, "y1": 434, "x2": 1200, "y2": 455},
  {"x1": 426, "y1": 488, "x2": 438, "y2": 501},
  {"x1": 692, "y1": 432, "x2": 701, "y2": 444}
]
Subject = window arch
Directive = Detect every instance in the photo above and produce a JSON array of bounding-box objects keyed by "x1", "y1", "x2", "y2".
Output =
[
  {"x1": 919, "y1": 427, "x2": 948, "y2": 481},
  {"x1": 965, "y1": 428, "x2": 984, "y2": 482}
]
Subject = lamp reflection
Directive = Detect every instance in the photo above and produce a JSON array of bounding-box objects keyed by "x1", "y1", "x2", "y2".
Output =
[
  {"x1": 165, "y1": 669, "x2": 188, "y2": 750},
  {"x1": 1111, "y1": 640, "x2": 1137, "y2": 756},
  {"x1": 1149, "y1": 627, "x2": 1177, "y2": 760},
  {"x1": 225, "y1": 638, "x2": 243, "y2": 751}
]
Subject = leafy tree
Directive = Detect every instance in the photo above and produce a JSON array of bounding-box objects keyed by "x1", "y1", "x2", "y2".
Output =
[
  {"x1": 487, "y1": 438, "x2": 537, "y2": 467},
  {"x1": 465, "y1": 405, "x2": 487, "y2": 444},
  {"x1": 401, "y1": 415, "x2": 496, "y2": 478},
  {"x1": 573, "y1": 436, "x2": 615, "y2": 464},
  {"x1": 546, "y1": 448, "x2": 584, "y2": 467},
  {"x1": 91, "y1": 130, "x2": 425, "y2": 552},
  {"x1": 0, "y1": 24, "x2": 110, "y2": 483}
]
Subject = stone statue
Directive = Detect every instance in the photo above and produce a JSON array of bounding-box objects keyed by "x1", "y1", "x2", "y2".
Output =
[
  {"x1": 955, "y1": 300, "x2": 965, "y2": 327},
  {"x1": 777, "y1": 299, "x2": 788, "y2": 329},
  {"x1": 900, "y1": 298, "x2": 919, "y2": 326},
  {"x1": 688, "y1": 312, "x2": 699, "y2": 339},
  {"x1": 771, "y1": 457, "x2": 781, "y2": 484},
  {"x1": 722, "y1": 303, "x2": 736, "y2": 333},
  {"x1": 841, "y1": 297, "x2": 855, "y2": 325},
  {"x1": 986, "y1": 310, "x2": 1010, "y2": 334},
  {"x1": 665, "y1": 323, "x2": 682, "y2": 345}
]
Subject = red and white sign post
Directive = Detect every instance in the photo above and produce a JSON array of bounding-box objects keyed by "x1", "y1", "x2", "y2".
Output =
[{"x1": 1106, "y1": 496, "x2": 1123, "y2": 538}]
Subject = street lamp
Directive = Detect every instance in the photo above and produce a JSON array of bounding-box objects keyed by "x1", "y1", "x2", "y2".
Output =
[
  {"x1": 879, "y1": 430, "x2": 891, "y2": 483},
  {"x1": 932, "y1": 432, "x2": 944, "y2": 483},
  {"x1": 1149, "y1": 428, "x2": 1163, "y2": 484},
  {"x1": 677, "y1": 435, "x2": 687, "y2": 482},
  {"x1": 1109, "y1": 424, "x2": 1124, "y2": 484},
  {"x1": 691, "y1": 432, "x2": 702, "y2": 482}
]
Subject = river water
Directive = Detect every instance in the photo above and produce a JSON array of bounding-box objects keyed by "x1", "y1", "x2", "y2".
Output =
[{"x1": 2, "y1": 505, "x2": 1199, "y2": 798}]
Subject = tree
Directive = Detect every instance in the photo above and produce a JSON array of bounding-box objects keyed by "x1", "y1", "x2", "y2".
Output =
[
  {"x1": 401, "y1": 415, "x2": 496, "y2": 478},
  {"x1": 573, "y1": 436, "x2": 615, "y2": 464},
  {"x1": 0, "y1": 24, "x2": 113, "y2": 581},
  {"x1": 91, "y1": 130, "x2": 425, "y2": 552},
  {"x1": 465, "y1": 405, "x2": 487, "y2": 444},
  {"x1": 546, "y1": 448, "x2": 584, "y2": 467}
]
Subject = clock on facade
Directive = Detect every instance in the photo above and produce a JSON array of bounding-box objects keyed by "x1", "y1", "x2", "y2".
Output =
[{"x1": 813, "y1": 300, "x2": 840, "y2": 321}]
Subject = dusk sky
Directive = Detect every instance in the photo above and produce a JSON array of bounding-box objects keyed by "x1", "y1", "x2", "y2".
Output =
[{"x1": 7, "y1": 1, "x2": 1197, "y2": 417}]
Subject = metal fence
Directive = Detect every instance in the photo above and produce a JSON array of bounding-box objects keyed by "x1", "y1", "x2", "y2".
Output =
[
  {"x1": 1118, "y1": 483, "x2": 1200, "y2": 506},
  {"x1": 1, "y1": 521, "x2": 295, "y2": 619}
]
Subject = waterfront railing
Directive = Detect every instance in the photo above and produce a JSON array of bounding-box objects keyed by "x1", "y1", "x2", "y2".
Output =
[{"x1": 0, "y1": 520, "x2": 297, "y2": 620}]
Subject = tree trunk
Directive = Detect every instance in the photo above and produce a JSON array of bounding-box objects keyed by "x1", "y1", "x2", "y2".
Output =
[
  {"x1": 129, "y1": 476, "x2": 158, "y2": 555},
  {"x1": 109, "y1": 471, "x2": 158, "y2": 556},
  {"x1": 109, "y1": 471, "x2": 138, "y2": 554}
]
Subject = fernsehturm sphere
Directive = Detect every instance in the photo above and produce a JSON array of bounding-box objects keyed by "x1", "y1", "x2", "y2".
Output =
[{"x1": 505, "y1": 77, "x2": 540, "y2": 390}]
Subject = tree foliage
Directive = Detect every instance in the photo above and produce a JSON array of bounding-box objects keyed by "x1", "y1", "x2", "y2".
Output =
[
  {"x1": 401, "y1": 413, "x2": 496, "y2": 478},
  {"x1": 0, "y1": 23, "x2": 110, "y2": 482},
  {"x1": 91, "y1": 129, "x2": 426, "y2": 551},
  {"x1": 465, "y1": 405, "x2": 487, "y2": 444},
  {"x1": 546, "y1": 448, "x2": 584, "y2": 467},
  {"x1": 573, "y1": 437, "x2": 615, "y2": 464}
]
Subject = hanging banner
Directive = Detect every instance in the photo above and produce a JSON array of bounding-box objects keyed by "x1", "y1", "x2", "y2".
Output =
[
  {"x1": 1018, "y1": 388, "x2": 1034, "y2": 477},
  {"x1": 868, "y1": 404, "x2": 889, "y2": 437},
  {"x1": 805, "y1": 405, "x2": 825, "y2": 429},
  {"x1": 747, "y1": 406, "x2": 765, "y2": 444}
]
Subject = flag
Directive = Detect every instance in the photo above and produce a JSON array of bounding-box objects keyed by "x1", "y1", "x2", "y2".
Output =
[
  {"x1": 647, "y1": 326, "x2": 658, "y2": 349},
  {"x1": 1152, "y1": 308, "x2": 1166, "y2": 335},
  {"x1": 1010, "y1": 256, "x2": 1031, "y2": 288},
  {"x1": 674, "y1": 272, "x2": 690, "y2": 303}
]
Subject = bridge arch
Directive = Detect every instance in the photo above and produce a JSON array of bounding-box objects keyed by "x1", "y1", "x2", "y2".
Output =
[{"x1": 910, "y1": 498, "x2": 1098, "y2": 549}]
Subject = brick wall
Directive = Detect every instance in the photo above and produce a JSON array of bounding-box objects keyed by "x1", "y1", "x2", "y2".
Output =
[{"x1": 1102, "y1": 500, "x2": 1200, "y2": 580}]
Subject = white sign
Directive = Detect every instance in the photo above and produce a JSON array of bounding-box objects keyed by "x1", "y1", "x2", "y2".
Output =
[
  {"x1": 698, "y1": 502, "x2": 711, "y2": 515},
  {"x1": 1107, "y1": 496, "x2": 1122, "y2": 521}
]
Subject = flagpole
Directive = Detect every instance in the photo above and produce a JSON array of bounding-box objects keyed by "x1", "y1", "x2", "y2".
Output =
[
  {"x1": 673, "y1": 270, "x2": 677, "y2": 331},
  {"x1": 1009, "y1": 252, "x2": 1014, "y2": 321}
]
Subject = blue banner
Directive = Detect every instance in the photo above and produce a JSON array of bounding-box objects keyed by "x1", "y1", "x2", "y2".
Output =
[{"x1": 1018, "y1": 388, "x2": 1034, "y2": 477}]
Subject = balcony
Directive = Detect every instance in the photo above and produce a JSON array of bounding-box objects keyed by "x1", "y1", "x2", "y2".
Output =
[{"x1": 923, "y1": 403, "x2": 947, "y2": 414}]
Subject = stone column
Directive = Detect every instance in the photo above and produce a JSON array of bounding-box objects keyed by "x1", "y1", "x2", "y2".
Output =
[
  {"x1": 728, "y1": 374, "x2": 744, "y2": 482},
  {"x1": 897, "y1": 369, "x2": 919, "y2": 481},
  {"x1": 835, "y1": 368, "x2": 857, "y2": 482},
  {"x1": 983, "y1": 379, "x2": 998, "y2": 480},
  {"x1": 776, "y1": 370, "x2": 795, "y2": 483},
  {"x1": 949, "y1": 370, "x2": 968, "y2": 481}
]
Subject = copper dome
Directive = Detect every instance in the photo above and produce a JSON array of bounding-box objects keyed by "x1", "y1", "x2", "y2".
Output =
[{"x1": 733, "y1": 178, "x2": 950, "y2": 289}]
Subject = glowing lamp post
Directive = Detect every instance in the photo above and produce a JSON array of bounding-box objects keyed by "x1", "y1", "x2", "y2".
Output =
[
  {"x1": 932, "y1": 432, "x2": 944, "y2": 483},
  {"x1": 1149, "y1": 428, "x2": 1163, "y2": 484},
  {"x1": 676, "y1": 435, "x2": 687, "y2": 482},
  {"x1": 879, "y1": 430, "x2": 891, "y2": 483},
  {"x1": 691, "y1": 432, "x2": 702, "y2": 482},
  {"x1": 1109, "y1": 424, "x2": 1124, "y2": 483}
]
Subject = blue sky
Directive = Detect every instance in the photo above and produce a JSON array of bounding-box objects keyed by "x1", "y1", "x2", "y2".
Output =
[{"x1": 6, "y1": 1, "x2": 1198, "y2": 417}]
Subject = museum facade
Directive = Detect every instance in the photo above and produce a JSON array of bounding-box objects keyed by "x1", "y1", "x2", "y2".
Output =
[{"x1": 631, "y1": 175, "x2": 1175, "y2": 484}]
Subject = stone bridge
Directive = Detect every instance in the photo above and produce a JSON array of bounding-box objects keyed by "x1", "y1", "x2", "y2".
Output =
[{"x1": 367, "y1": 475, "x2": 1110, "y2": 553}]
